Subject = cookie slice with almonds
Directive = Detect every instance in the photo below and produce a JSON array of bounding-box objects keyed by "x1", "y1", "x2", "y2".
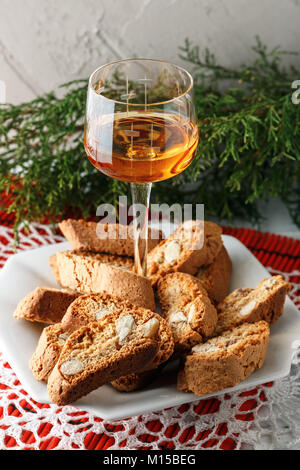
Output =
[
  {"x1": 157, "y1": 272, "x2": 218, "y2": 350},
  {"x1": 147, "y1": 220, "x2": 223, "y2": 286},
  {"x1": 178, "y1": 321, "x2": 270, "y2": 396},
  {"x1": 61, "y1": 292, "x2": 132, "y2": 332},
  {"x1": 30, "y1": 294, "x2": 174, "y2": 391},
  {"x1": 111, "y1": 311, "x2": 174, "y2": 392},
  {"x1": 62, "y1": 294, "x2": 175, "y2": 381},
  {"x1": 215, "y1": 275, "x2": 291, "y2": 336},
  {"x1": 29, "y1": 293, "x2": 127, "y2": 382},
  {"x1": 47, "y1": 310, "x2": 160, "y2": 405}
]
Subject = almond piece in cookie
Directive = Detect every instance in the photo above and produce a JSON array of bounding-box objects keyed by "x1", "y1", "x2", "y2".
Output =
[
  {"x1": 147, "y1": 220, "x2": 223, "y2": 286},
  {"x1": 61, "y1": 292, "x2": 131, "y2": 332},
  {"x1": 47, "y1": 310, "x2": 160, "y2": 405},
  {"x1": 14, "y1": 287, "x2": 80, "y2": 324},
  {"x1": 157, "y1": 272, "x2": 218, "y2": 350},
  {"x1": 196, "y1": 245, "x2": 232, "y2": 304},
  {"x1": 177, "y1": 321, "x2": 270, "y2": 396},
  {"x1": 214, "y1": 275, "x2": 291, "y2": 336},
  {"x1": 59, "y1": 219, "x2": 162, "y2": 256},
  {"x1": 52, "y1": 250, "x2": 155, "y2": 311},
  {"x1": 111, "y1": 311, "x2": 174, "y2": 392}
]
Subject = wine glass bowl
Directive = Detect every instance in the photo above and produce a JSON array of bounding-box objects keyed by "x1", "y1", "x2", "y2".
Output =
[
  {"x1": 84, "y1": 59, "x2": 198, "y2": 276},
  {"x1": 84, "y1": 59, "x2": 198, "y2": 183}
]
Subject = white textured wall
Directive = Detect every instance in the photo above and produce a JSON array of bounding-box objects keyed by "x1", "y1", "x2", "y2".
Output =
[{"x1": 0, "y1": 0, "x2": 300, "y2": 103}]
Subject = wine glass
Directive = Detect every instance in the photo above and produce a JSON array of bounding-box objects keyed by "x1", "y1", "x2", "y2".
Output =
[{"x1": 84, "y1": 58, "x2": 198, "y2": 277}]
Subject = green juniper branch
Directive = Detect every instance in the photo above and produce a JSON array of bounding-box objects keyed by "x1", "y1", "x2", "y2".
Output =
[{"x1": 0, "y1": 37, "x2": 300, "y2": 239}]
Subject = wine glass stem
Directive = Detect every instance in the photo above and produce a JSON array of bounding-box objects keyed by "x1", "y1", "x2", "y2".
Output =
[{"x1": 130, "y1": 182, "x2": 152, "y2": 277}]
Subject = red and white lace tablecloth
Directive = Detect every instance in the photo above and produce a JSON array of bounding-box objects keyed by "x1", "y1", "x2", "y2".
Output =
[{"x1": 0, "y1": 221, "x2": 300, "y2": 451}]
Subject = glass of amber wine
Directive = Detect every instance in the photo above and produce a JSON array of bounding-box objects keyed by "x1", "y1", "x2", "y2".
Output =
[{"x1": 84, "y1": 59, "x2": 198, "y2": 277}]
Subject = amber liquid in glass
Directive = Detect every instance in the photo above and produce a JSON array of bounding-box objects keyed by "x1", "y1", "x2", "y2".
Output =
[{"x1": 84, "y1": 113, "x2": 198, "y2": 183}]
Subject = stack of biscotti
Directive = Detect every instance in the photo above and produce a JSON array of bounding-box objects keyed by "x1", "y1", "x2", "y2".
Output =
[
  {"x1": 177, "y1": 274, "x2": 291, "y2": 396},
  {"x1": 14, "y1": 217, "x2": 292, "y2": 405},
  {"x1": 30, "y1": 293, "x2": 174, "y2": 392},
  {"x1": 51, "y1": 219, "x2": 230, "y2": 310},
  {"x1": 13, "y1": 219, "x2": 229, "y2": 403},
  {"x1": 54, "y1": 219, "x2": 230, "y2": 307}
]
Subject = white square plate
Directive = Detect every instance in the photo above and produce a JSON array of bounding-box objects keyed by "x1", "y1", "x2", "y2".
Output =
[{"x1": 0, "y1": 235, "x2": 299, "y2": 420}]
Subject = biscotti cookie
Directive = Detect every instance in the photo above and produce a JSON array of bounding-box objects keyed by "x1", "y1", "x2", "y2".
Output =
[
  {"x1": 111, "y1": 310, "x2": 174, "y2": 391},
  {"x1": 29, "y1": 323, "x2": 70, "y2": 381},
  {"x1": 62, "y1": 295, "x2": 174, "y2": 368},
  {"x1": 53, "y1": 250, "x2": 134, "y2": 283},
  {"x1": 30, "y1": 293, "x2": 131, "y2": 382},
  {"x1": 14, "y1": 287, "x2": 80, "y2": 324},
  {"x1": 30, "y1": 295, "x2": 174, "y2": 387},
  {"x1": 52, "y1": 250, "x2": 155, "y2": 311},
  {"x1": 61, "y1": 292, "x2": 133, "y2": 332},
  {"x1": 53, "y1": 250, "x2": 133, "y2": 285},
  {"x1": 30, "y1": 293, "x2": 147, "y2": 381},
  {"x1": 157, "y1": 272, "x2": 218, "y2": 350},
  {"x1": 196, "y1": 245, "x2": 232, "y2": 304},
  {"x1": 47, "y1": 310, "x2": 160, "y2": 405},
  {"x1": 177, "y1": 321, "x2": 270, "y2": 396},
  {"x1": 147, "y1": 220, "x2": 223, "y2": 286},
  {"x1": 90, "y1": 263, "x2": 156, "y2": 311},
  {"x1": 63, "y1": 294, "x2": 174, "y2": 391},
  {"x1": 214, "y1": 275, "x2": 291, "y2": 336},
  {"x1": 59, "y1": 219, "x2": 162, "y2": 256}
]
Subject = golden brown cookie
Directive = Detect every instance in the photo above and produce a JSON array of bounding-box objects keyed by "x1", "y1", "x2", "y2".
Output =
[
  {"x1": 111, "y1": 311, "x2": 174, "y2": 391},
  {"x1": 30, "y1": 293, "x2": 174, "y2": 391},
  {"x1": 14, "y1": 287, "x2": 80, "y2": 324},
  {"x1": 147, "y1": 220, "x2": 223, "y2": 286},
  {"x1": 59, "y1": 219, "x2": 162, "y2": 256},
  {"x1": 157, "y1": 272, "x2": 217, "y2": 350},
  {"x1": 196, "y1": 245, "x2": 232, "y2": 304},
  {"x1": 215, "y1": 275, "x2": 291, "y2": 336},
  {"x1": 52, "y1": 250, "x2": 155, "y2": 311},
  {"x1": 61, "y1": 292, "x2": 132, "y2": 332},
  {"x1": 30, "y1": 293, "x2": 130, "y2": 382},
  {"x1": 177, "y1": 321, "x2": 270, "y2": 396},
  {"x1": 47, "y1": 310, "x2": 160, "y2": 405}
]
